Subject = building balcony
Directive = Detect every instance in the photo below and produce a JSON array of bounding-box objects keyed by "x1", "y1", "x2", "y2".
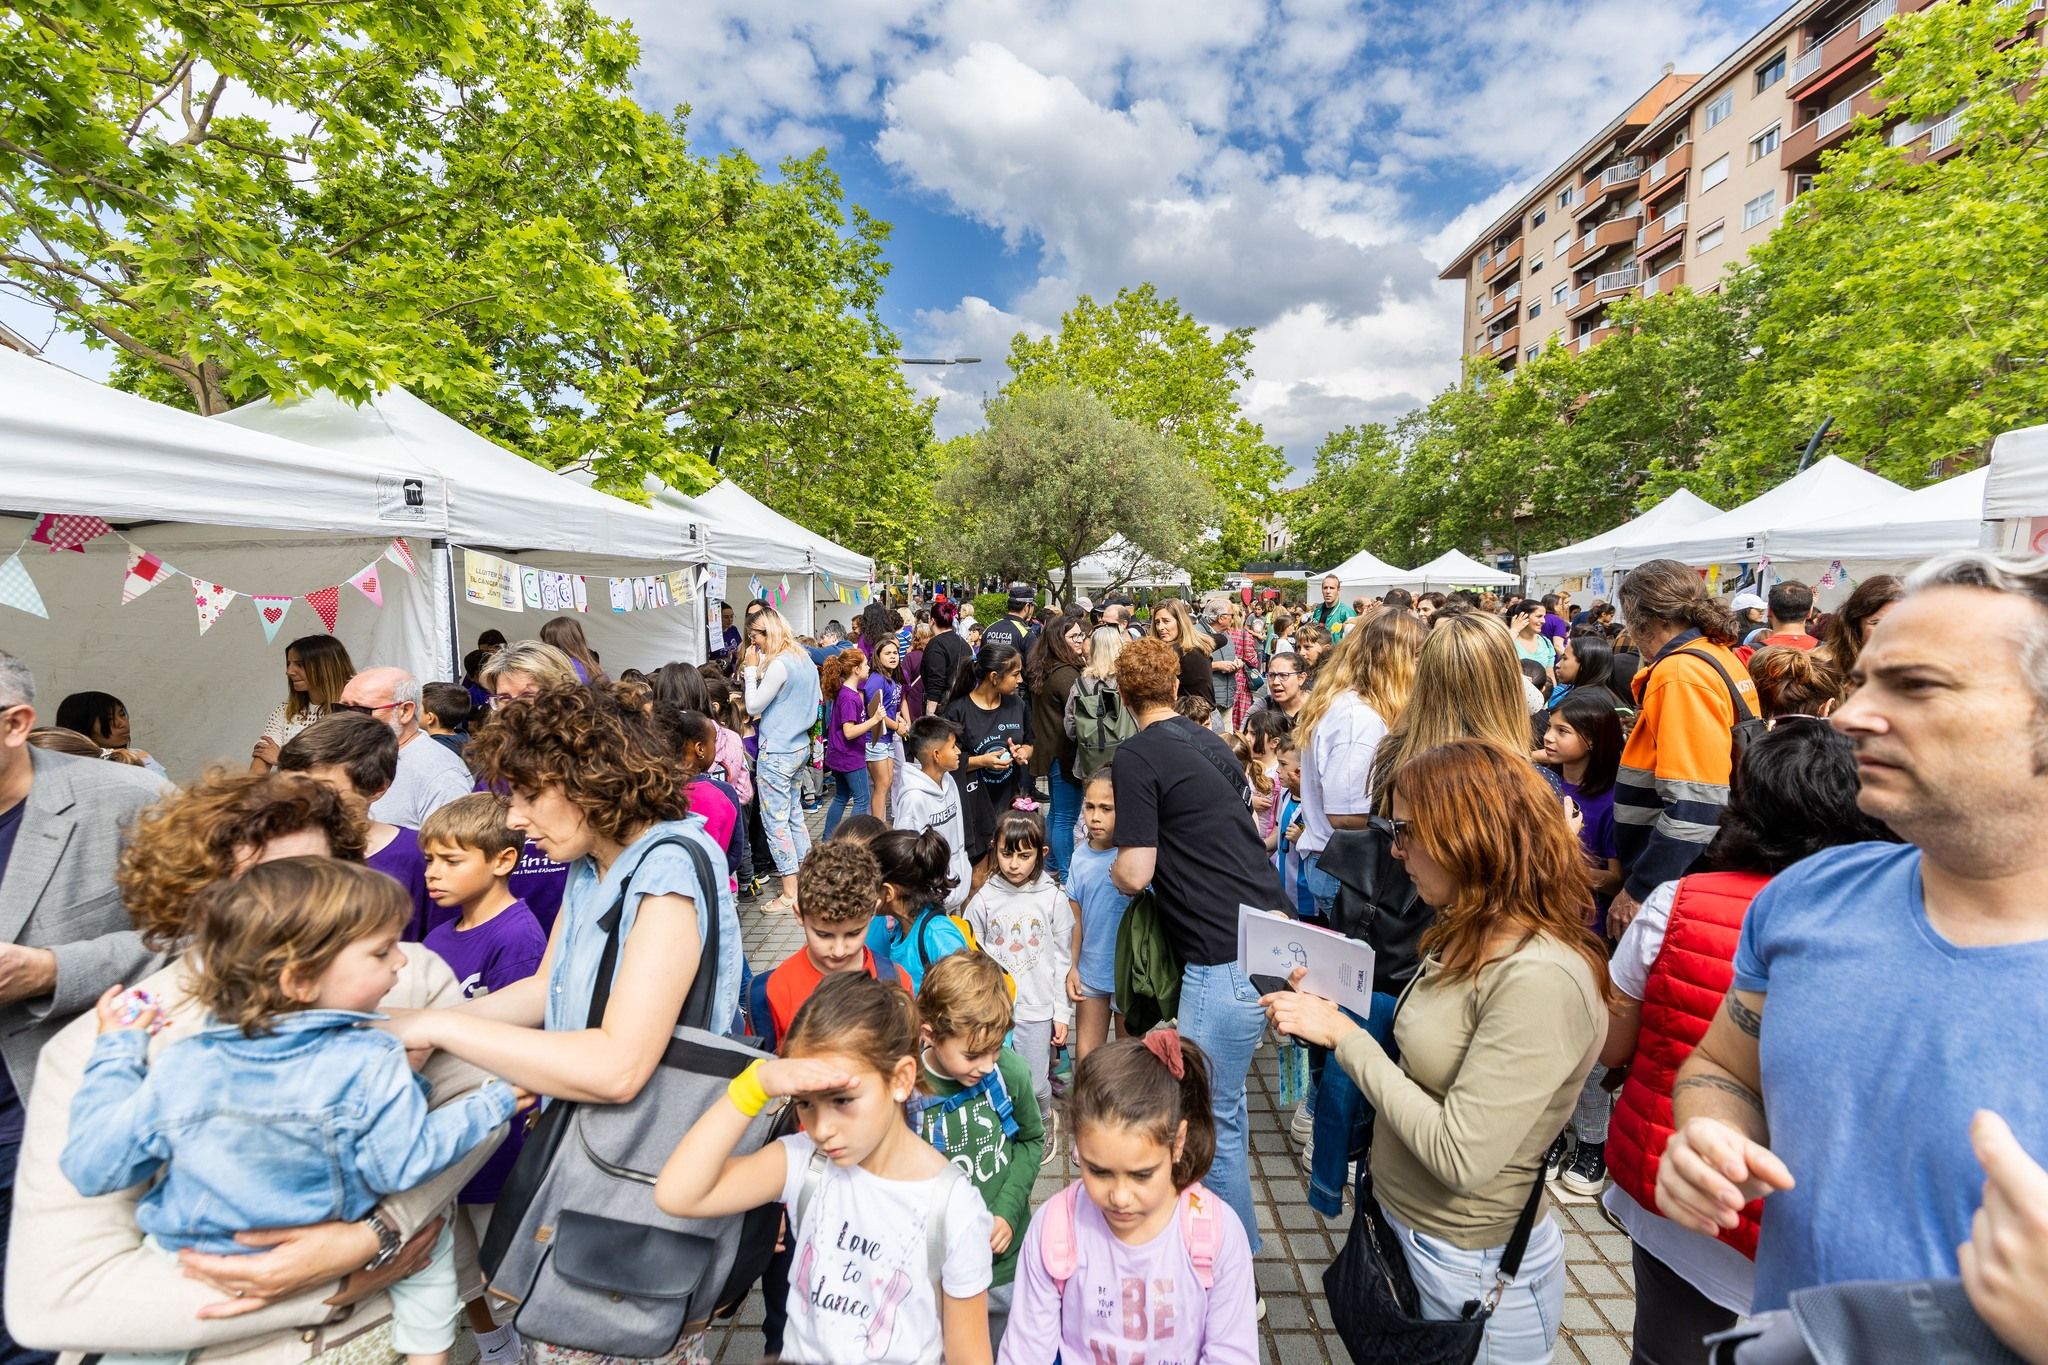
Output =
[
  {"x1": 1567, "y1": 211, "x2": 1643, "y2": 269},
  {"x1": 1788, "y1": 0, "x2": 1925, "y2": 100},
  {"x1": 1641, "y1": 261, "x2": 1687, "y2": 299},
  {"x1": 1573, "y1": 159, "x2": 1645, "y2": 221},
  {"x1": 1574, "y1": 324, "x2": 1621, "y2": 354},
  {"x1": 1480, "y1": 282, "x2": 1522, "y2": 323},
  {"x1": 1638, "y1": 143, "x2": 1691, "y2": 199},
  {"x1": 1781, "y1": 78, "x2": 1886, "y2": 171},
  {"x1": 1567, "y1": 265, "x2": 1640, "y2": 319},
  {"x1": 1638, "y1": 200, "x2": 1688, "y2": 257},
  {"x1": 1484, "y1": 238, "x2": 1523, "y2": 285},
  {"x1": 1489, "y1": 325, "x2": 1521, "y2": 360}
]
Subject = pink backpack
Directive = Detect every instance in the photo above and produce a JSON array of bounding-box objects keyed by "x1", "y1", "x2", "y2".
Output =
[{"x1": 1038, "y1": 1181, "x2": 1220, "y2": 1290}]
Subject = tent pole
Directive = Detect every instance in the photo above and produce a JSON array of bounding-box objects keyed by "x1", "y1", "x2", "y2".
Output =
[{"x1": 434, "y1": 538, "x2": 460, "y2": 681}]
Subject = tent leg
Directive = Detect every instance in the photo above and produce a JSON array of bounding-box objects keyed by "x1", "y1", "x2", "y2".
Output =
[{"x1": 434, "y1": 538, "x2": 460, "y2": 681}]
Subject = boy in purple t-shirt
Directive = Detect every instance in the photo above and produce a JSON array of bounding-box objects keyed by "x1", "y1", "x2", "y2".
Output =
[{"x1": 419, "y1": 794, "x2": 547, "y2": 1364}]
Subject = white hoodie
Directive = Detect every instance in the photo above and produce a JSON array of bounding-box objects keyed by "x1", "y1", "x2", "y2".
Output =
[
  {"x1": 892, "y1": 762, "x2": 971, "y2": 910},
  {"x1": 964, "y1": 873, "x2": 1074, "y2": 1026}
]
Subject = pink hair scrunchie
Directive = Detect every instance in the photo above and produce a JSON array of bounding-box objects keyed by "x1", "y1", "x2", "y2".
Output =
[{"x1": 1141, "y1": 1027, "x2": 1186, "y2": 1080}]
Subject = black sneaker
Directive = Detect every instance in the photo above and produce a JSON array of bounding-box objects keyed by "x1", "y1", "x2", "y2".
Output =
[
  {"x1": 1543, "y1": 1132, "x2": 1572, "y2": 1183},
  {"x1": 1560, "y1": 1139, "x2": 1607, "y2": 1197}
]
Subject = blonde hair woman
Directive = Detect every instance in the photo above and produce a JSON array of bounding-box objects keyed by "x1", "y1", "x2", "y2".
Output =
[
  {"x1": 1370, "y1": 611, "x2": 1533, "y2": 811},
  {"x1": 1150, "y1": 598, "x2": 1217, "y2": 713},
  {"x1": 743, "y1": 605, "x2": 821, "y2": 912},
  {"x1": 479, "y1": 640, "x2": 580, "y2": 705}
]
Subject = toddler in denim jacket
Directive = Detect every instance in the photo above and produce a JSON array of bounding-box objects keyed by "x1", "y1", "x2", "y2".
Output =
[{"x1": 61, "y1": 857, "x2": 519, "y2": 1365}]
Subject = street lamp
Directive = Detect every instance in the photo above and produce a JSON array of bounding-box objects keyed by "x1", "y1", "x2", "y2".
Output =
[{"x1": 891, "y1": 356, "x2": 982, "y2": 365}]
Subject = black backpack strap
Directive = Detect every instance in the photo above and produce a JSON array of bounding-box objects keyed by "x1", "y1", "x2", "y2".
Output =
[
  {"x1": 584, "y1": 832, "x2": 725, "y2": 1032},
  {"x1": 1495, "y1": 1165, "x2": 1549, "y2": 1282},
  {"x1": 1644, "y1": 643, "x2": 1759, "y2": 727}
]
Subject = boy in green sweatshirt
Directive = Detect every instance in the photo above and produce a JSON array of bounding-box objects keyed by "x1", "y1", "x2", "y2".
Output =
[{"x1": 915, "y1": 949, "x2": 1045, "y2": 1350}]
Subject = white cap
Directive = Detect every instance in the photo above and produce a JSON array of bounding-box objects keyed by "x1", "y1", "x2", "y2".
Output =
[{"x1": 1731, "y1": 591, "x2": 1768, "y2": 613}]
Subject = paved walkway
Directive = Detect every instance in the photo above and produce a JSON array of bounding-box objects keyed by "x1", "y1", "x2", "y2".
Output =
[{"x1": 700, "y1": 867, "x2": 1641, "y2": 1364}]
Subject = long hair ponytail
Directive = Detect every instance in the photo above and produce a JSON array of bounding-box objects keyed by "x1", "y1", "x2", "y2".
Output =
[{"x1": 945, "y1": 642, "x2": 1022, "y2": 709}]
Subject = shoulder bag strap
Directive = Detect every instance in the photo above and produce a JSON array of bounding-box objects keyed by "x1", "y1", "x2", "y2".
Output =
[
  {"x1": 1674, "y1": 647, "x2": 1760, "y2": 726},
  {"x1": 793, "y1": 1144, "x2": 829, "y2": 1245},
  {"x1": 1485, "y1": 1167, "x2": 1552, "y2": 1307},
  {"x1": 584, "y1": 833, "x2": 724, "y2": 1032}
]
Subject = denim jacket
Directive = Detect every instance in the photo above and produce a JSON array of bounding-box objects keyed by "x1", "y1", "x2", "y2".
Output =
[{"x1": 61, "y1": 1009, "x2": 517, "y2": 1255}]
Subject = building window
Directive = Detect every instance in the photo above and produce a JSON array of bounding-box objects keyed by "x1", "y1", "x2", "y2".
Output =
[
  {"x1": 1529, "y1": 256, "x2": 1543, "y2": 274},
  {"x1": 1755, "y1": 50, "x2": 1786, "y2": 92},
  {"x1": 1533, "y1": 208, "x2": 1547, "y2": 227},
  {"x1": 1553, "y1": 282, "x2": 1569, "y2": 305},
  {"x1": 1701, "y1": 153, "x2": 1731, "y2": 191},
  {"x1": 1553, "y1": 232, "x2": 1571, "y2": 258},
  {"x1": 1558, "y1": 186, "x2": 1575, "y2": 208},
  {"x1": 1705, "y1": 91, "x2": 1734, "y2": 129},
  {"x1": 1743, "y1": 190, "x2": 1777, "y2": 229},
  {"x1": 1697, "y1": 221, "x2": 1726, "y2": 252},
  {"x1": 1748, "y1": 123, "x2": 1782, "y2": 162},
  {"x1": 1528, "y1": 302, "x2": 1541, "y2": 319},
  {"x1": 1792, "y1": 172, "x2": 1816, "y2": 199}
]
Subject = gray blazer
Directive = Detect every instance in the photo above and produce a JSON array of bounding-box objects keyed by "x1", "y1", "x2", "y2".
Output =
[{"x1": 0, "y1": 749, "x2": 167, "y2": 1102}]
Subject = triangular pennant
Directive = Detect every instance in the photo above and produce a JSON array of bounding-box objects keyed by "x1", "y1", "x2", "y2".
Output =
[
  {"x1": 252, "y1": 595, "x2": 294, "y2": 643},
  {"x1": 0, "y1": 554, "x2": 48, "y2": 618},
  {"x1": 121, "y1": 545, "x2": 173, "y2": 605},
  {"x1": 383, "y1": 538, "x2": 418, "y2": 576},
  {"x1": 193, "y1": 580, "x2": 238, "y2": 635},
  {"x1": 348, "y1": 563, "x2": 384, "y2": 607},
  {"x1": 31, "y1": 513, "x2": 112, "y2": 553},
  {"x1": 305, "y1": 585, "x2": 341, "y2": 632}
]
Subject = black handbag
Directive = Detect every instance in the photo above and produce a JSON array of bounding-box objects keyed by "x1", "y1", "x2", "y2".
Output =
[
  {"x1": 1319, "y1": 819, "x2": 1430, "y2": 994},
  {"x1": 1324, "y1": 1165, "x2": 1547, "y2": 1365}
]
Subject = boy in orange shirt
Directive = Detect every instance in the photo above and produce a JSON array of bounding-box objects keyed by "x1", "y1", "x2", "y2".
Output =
[{"x1": 762, "y1": 841, "x2": 909, "y2": 1048}]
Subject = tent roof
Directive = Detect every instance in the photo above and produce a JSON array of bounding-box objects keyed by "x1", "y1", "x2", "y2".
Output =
[
  {"x1": 218, "y1": 388, "x2": 701, "y2": 570},
  {"x1": 1985, "y1": 423, "x2": 2048, "y2": 521},
  {"x1": 1319, "y1": 546, "x2": 1411, "y2": 594},
  {"x1": 1618, "y1": 456, "x2": 1907, "y2": 567},
  {"x1": 1070, "y1": 534, "x2": 1190, "y2": 590},
  {"x1": 1766, "y1": 466, "x2": 1988, "y2": 562},
  {"x1": 674, "y1": 480, "x2": 870, "y2": 582},
  {"x1": 0, "y1": 349, "x2": 448, "y2": 539},
  {"x1": 1527, "y1": 489, "x2": 1724, "y2": 576},
  {"x1": 1410, "y1": 548, "x2": 1518, "y2": 588}
]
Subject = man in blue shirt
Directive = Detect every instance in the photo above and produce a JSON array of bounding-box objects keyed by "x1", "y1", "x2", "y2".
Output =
[{"x1": 1656, "y1": 552, "x2": 2048, "y2": 1313}]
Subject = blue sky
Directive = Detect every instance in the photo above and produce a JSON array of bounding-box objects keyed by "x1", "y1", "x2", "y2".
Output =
[{"x1": 601, "y1": 0, "x2": 1790, "y2": 477}]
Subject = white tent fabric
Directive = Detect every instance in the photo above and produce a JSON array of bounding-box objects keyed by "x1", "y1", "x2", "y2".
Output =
[
  {"x1": 1528, "y1": 489, "x2": 1724, "y2": 578},
  {"x1": 1068, "y1": 535, "x2": 1191, "y2": 592},
  {"x1": 1986, "y1": 423, "x2": 2048, "y2": 522},
  {"x1": 1617, "y1": 456, "x2": 1907, "y2": 568},
  {"x1": 1407, "y1": 548, "x2": 1518, "y2": 589},
  {"x1": 691, "y1": 480, "x2": 870, "y2": 583},
  {"x1": 1765, "y1": 467, "x2": 1988, "y2": 563},
  {"x1": 220, "y1": 389, "x2": 708, "y2": 672},
  {"x1": 0, "y1": 350, "x2": 448, "y2": 778},
  {"x1": 1318, "y1": 546, "x2": 1412, "y2": 598}
]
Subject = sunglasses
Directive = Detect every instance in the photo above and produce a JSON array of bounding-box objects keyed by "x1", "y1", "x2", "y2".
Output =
[
  {"x1": 1388, "y1": 818, "x2": 1416, "y2": 850},
  {"x1": 331, "y1": 700, "x2": 400, "y2": 715}
]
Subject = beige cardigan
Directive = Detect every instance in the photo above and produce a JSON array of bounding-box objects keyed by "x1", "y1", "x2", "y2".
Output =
[{"x1": 5, "y1": 950, "x2": 504, "y2": 1362}]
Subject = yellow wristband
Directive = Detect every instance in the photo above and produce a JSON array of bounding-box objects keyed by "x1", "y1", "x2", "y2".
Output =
[{"x1": 728, "y1": 1059, "x2": 770, "y2": 1117}]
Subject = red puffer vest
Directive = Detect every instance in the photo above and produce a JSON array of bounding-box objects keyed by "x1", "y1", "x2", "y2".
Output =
[{"x1": 1608, "y1": 870, "x2": 1769, "y2": 1259}]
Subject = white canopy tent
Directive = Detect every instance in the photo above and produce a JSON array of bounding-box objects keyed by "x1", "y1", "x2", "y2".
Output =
[
  {"x1": 1527, "y1": 489, "x2": 1724, "y2": 582},
  {"x1": 1764, "y1": 466, "x2": 1989, "y2": 574},
  {"x1": 1318, "y1": 546, "x2": 1412, "y2": 598},
  {"x1": 1406, "y1": 548, "x2": 1518, "y2": 590},
  {"x1": 1616, "y1": 456, "x2": 1907, "y2": 569},
  {"x1": 220, "y1": 389, "x2": 710, "y2": 673},
  {"x1": 0, "y1": 349, "x2": 450, "y2": 777},
  {"x1": 1984, "y1": 422, "x2": 2048, "y2": 557},
  {"x1": 1069, "y1": 535, "x2": 1191, "y2": 593}
]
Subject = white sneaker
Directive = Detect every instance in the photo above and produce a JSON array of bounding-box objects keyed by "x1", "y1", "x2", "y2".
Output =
[
  {"x1": 476, "y1": 1325, "x2": 523, "y2": 1365},
  {"x1": 1040, "y1": 1108, "x2": 1062, "y2": 1168},
  {"x1": 1289, "y1": 1099, "x2": 1314, "y2": 1145}
]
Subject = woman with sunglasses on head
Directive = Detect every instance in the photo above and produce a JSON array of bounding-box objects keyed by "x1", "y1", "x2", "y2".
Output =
[{"x1": 1265, "y1": 739, "x2": 1612, "y2": 1365}]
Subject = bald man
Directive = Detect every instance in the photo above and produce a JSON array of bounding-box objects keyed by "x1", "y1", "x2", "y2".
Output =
[{"x1": 339, "y1": 665, "x2": 473, "y2": 827}]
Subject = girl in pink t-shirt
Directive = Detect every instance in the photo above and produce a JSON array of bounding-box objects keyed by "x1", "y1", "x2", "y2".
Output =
[{"x1": 998, "y1": 1032, "x2": 1259, "y2": 1365}]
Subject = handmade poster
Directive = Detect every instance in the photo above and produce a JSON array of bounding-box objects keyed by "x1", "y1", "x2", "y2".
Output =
[
  {"x1": 608, "y1": 577, "x2": 633, "y2": 613},
  {"x1": 463, "y1": 550, "x2": 522, "y2": 611},
  {"x1": 520, "y1": 566, "x2": 543, "y2": 609},
  {"x1": 704, "y1": 564, "x2": 728, "y2": 601},
  {"x1": 1237, "y1": 905, "x2": 1375, "y2": 1016}
]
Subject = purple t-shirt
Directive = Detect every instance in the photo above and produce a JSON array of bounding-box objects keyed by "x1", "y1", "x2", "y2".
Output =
[
  {"x1": 860, "y1": 672, "x2": 903, "y2": 743},
  {"x1": 1542, "y1": 611, "x2": 1571, "y2": 643},
  {"x1": 423, "y1": 899, "x2": 547, "y2": 1202},
  {"x1": 508, "y1": 842, "x2": 569, "y2": 938},
  {"x1": 366, "y1": 827, "x2": 440, "y2": 941},
  {"x1": 824, "y1": 685, "x2": 868, "y2": 773}
]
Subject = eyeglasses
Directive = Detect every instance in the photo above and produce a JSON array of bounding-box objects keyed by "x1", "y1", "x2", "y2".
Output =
[
  {"x1": 331, "y1": 700, "x2": 400, "y2": 715},
  {"x1": 1267, "y1": 669, "x2": 1300, "y2": 681},
  {"x1": 1388, "y1": 818, "x2": 1415, "y2": 851}
]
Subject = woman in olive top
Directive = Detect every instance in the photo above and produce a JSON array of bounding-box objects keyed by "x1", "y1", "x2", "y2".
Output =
[{"x1": 1265, "y1": 738, "x2": 1611, "y2": 1365}]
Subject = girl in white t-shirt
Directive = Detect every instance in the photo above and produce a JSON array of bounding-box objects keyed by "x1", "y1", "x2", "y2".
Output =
[{"x1": 657, "y1": 972, "x2": 994, "y2": 1365}]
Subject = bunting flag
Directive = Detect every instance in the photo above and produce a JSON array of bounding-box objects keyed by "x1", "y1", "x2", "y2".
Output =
[
  {"x1": 384, "y1": 538, "x2": 418, "y2": 576},
  {"x1": 571, "y1": 575, "x2": 588, "y2": 613},
  {"x1": 1706, "y1": 563, "x2": 1722, "y2": 593},
  {"x1": 193, "y1": 581, "x2": 238, "y2": 635},
  {"x1": 121, "y1": 545, "x2": 173, "y2": 605},
  {"x1": 1818, "y1": 559, "x2": 1845, "y2": 590},
  {"x1": 1589, "y1": 567, "x2": 1607, "y2": 597},
  {"x1": 749, "y1": 575, "x2": 765, "y2": 602},
  {"x1": 31, "y1": 514, "x2": 112, "y2": 553},
  {"x1": 251, "y1": 595, "x2": 294, "y2": 643},
  {"x1": 347, "y1": 563, "x2": 384, "y2": 607},
  {"x1": 0, "y1": 554, "x2": 48, "y2": 617},
  {"x1": 305, "y1": 585, "x2": 341, "y2": 632}
]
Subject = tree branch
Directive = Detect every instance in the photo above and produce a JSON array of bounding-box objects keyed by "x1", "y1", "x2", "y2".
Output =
[
  {"x1": 125, "y1": 52, "x2": 195, "y2": 143},
  {"x1": 326, "y1": 207, "x2": 433, "y2": 259}
]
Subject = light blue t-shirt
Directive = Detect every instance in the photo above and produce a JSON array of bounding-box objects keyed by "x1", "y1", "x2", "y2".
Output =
[
  {"x1": 1732, "y1": 841, "x2": 2048, "y2": 1311},
  {"x1": 888, "y1": 906, "x2": 970, "y2": 995},
  {"x1": 1066, "y1": 841, "x2": 1132, "y2": 996},
  {"x1": 546, "y1": 819, "x2": 742, "y2": 1040}
]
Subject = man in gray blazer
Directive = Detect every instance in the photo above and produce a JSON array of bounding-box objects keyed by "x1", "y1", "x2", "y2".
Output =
[{"x1": 0, "y1": 651, "x2": 164, "y2": 1362}]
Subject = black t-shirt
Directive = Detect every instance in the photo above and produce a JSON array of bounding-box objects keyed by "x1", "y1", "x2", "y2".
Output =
[
  {"x1": 921, "y1": 631, "x2": 972, "y2": 710},
  {"x1": 1113, "y1": 716, "x2": 1285, "y2": 965},
  {"x1": 941, "y1": 690, "x2": 1034, "y2": 860}
]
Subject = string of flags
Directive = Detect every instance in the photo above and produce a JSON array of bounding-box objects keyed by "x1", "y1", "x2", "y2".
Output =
[{"x1": 0, "y1": 513, "x2": 414, "y2": 639}]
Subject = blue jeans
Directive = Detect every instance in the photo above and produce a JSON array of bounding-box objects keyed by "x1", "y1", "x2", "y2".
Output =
[
  {"x1": 1382, "y1": 1202, "x2": 1567, "y2": 1365},
  {"x1": 823, "y1": 766, "x2": 871, "y2": 836},
  {"x1": 1177, "y1": 961, "x2": 1268, "y2": 1256},
  {"x1": 757, "y1": 746, "x2": 811, "y2": 877},
  {"x1": 1308, "y1": 990, "x2": 1401, "y2": 1217},
  {"x1": 1046, "y1": 759, "x2": 1083, "y2": 879}
]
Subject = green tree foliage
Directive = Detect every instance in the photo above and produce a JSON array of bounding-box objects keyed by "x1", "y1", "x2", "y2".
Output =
[
  {"x1": 0, "y1": 0, "x2": 930, "y2": 554},
  {"x1": 931, "y1": 386, "x2": 1220, "y2": 602},
  {"x1": 1709, "y1": 0, "x2": 2048, "y2": 493},
  {"x1": 1005, "y1": 285, "x2": 1287, "y2": 576}
]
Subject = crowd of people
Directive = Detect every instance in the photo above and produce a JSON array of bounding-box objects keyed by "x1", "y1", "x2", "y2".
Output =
[{"x1": 0, "y1": 549, "x2": 2043, "y2": 1365}]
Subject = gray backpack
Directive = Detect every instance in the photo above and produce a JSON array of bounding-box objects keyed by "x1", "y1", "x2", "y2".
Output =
[
  {"x1": 481, "y1": 835, "x2": 786, "y2": 1358},
  {"x1": 1069, "y1": 676, "x2": 1136, "y2": 778}
]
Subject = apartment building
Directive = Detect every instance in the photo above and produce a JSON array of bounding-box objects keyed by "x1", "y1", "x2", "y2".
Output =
[{"x1": 1442, "y1": 0, "x2": 2017, "y2": 371}]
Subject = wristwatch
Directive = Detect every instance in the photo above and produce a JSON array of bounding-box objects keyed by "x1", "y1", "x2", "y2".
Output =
[{"x1": 363, "y1": 1209, "x2": 404, "y2": 1272}]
